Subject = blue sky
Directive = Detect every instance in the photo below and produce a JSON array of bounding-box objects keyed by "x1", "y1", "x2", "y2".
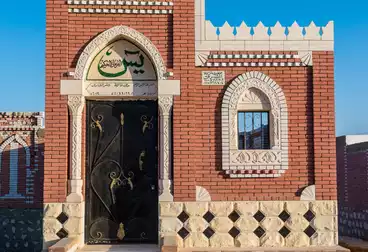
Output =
[{"x1": 0, "y1": 0, "x2": 367, "y2": 136}]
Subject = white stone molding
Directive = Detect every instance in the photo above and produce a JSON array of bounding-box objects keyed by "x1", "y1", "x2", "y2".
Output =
[
  {"x1": 221, "y1": 71, "x2": 288, "y2": 178},
  {"x1": 67, "y1": 0, "x2": 174, "y2": 6},
  {"x1": 67, "y1": 95, "x2": 85, "y2": 203},
  {"x1": 301, "y1": 185, "x2": 316, "y2": 201},
  {"x1": 195, "y1": 51, "x2": 210, "y2": 66},
  {"x1": 158, "y1": 96, "x2": 173, "y2": 202},
  {"x1": 196, "y1": 186, "x2": 211, "y2": 202},
  {"x1": 195, "y1": 0, "x2": 334, "y2": 52},
  {"x1": 201, "y1": 53, "x2": 307, "y2": 68},
  {"x1": 298, "y1": 51, "x2": 313, "y2": 66},
  {"x1": 68, "y1": 8, "x2": 173, "y2": 14},
  {"x1": 0, "y1": 134, "x2": 30, "y2": 198},
  {"x1": 74, "y1": 26, "x2": 167, "y2": 81},
  {"x1": 204, "y1": 62, "x2": 304, "y2": 67}
]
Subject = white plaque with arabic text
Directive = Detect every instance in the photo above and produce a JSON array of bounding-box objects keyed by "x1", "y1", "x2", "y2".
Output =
[
  {"x1": 85, "y1": 81, "x2": 158, "y2": 97},
  {"x1": 202, "y1": 71, "x2": 225, "y2": 85}
]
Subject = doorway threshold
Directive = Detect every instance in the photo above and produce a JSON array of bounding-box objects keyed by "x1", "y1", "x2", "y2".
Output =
[{"x1": 78, "y1": 244, "x2": 160, "y2": 252}]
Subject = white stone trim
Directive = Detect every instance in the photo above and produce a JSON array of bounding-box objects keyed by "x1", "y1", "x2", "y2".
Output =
[
  {"x1": 68, "y1": 8, "x2": 173, "y2": 14},
  {"x1": 67, "y1": 0, "x2": 174, "y2": 6},
  {"x1": 196, "y1": 53, "x2": 311, "y2": 67},
  {"x1": 210, "y1": 54, "x2": 299, "y2": 59},
  {"x1": 196, "y1": 186, "x2": 211, "y2": 202},
  {"x1": 221, "y1": 71, "x2": 288, "y2": 176},
  {"x1": 195, "y1": 0, "x2": 334, "y2": 52},
  {"x1": 158, "y1": 96, "x2": 174, "y2": 202},
  {"x1": 66, "y1": 95, "x2": 85, "y2": 203},
  {"x1": 301, "y1": 185, "x2": 316, "y2": 201},
  {"x1": 204, "y1": 62, "x2": 304, "y2": 67},
  {"x1": 74, "y1": 26, "x2": 167, "y2": 81},
  {"x1": 298, "y1": 51, "x2": 313, "y2": 66},
  {"x1": 160, "y1": 200, "x2": 338, "y2": 248}
]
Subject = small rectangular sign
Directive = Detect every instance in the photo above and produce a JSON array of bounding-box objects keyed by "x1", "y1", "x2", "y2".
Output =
[
  {"x1": 202, "y1": 71, "x2": 225, "y2": 85},
  {"x1": 85, "y1": 81, "x2": 157, "y2": 97}
]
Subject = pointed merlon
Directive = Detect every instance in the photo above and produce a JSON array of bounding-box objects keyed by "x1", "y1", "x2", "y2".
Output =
[
  {"x1": 322, "y1": 21, "x2": 334, "y2": 40},
  {"x1": 235, "y1": 21, "x2": 252, "y2": 40},
  {"x1": 270, "y1": 21, "x2": 286, "y2": 40},
  {"x1": 287, "y1": 21, "x2": 303, "y2": 40},
  {"x1": 304, "y1": 21, "x2": 321, "y2": 40},
  {"x1": 253, "y1": 21, "x2": 269, "y2": 40},
  {"x1": 205, "y1": 20, "x2": 218, "y2": 40},
  {"x1": 219, "y1": 21, "x2": 235, "y2": 40}
]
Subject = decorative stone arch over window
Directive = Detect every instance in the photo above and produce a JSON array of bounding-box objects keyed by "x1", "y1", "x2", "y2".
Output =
[{"x1": 222, "y1": 71, "x2": 288, "y2": 178}]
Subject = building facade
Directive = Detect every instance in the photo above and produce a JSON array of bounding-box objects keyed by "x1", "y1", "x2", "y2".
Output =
[
  {"x1": 44, "y1": 0, "x2": 339, "y2": 250},
  {"x1": 337, "y1": 135, "x2": 368, "y2": 241},
  {"x1": 0, "y1": 112, "x2": 44, "y2": 251}
]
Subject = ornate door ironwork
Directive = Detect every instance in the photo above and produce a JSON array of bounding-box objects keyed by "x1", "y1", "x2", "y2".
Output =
[{"x1": 86, "y1": 100, "x2": 158, "y2": 244}]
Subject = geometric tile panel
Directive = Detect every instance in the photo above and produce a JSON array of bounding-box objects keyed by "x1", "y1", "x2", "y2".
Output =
[
  {"x1": 303, "y1": 210, "x2": 316, "y2": 222},
  {"x1": 253, "y1": 210, "x2": 265, "y2": 223},
  {"x1": 228, "y1": 210, "x2": 240, "y2": 223},
  {"x1": 279, "y1": 226, "x2": 291, "y2": 238},
  {"x1": 177, "y1": 211, "x2": 190, "y2": 223},
  {"x1": 168, "y1": 200, "x2": 338, "y2": 248},
  {"x1": 56, "y1": 212, "x2": 69, "y2": 224},
  {"x1": 278, "y1": 210, "x2": 290, "y2": 222},
  {"x1": 203, "y1": 227, "x2": 215, "y2": 239},
  {"x1": 228, "y1": 226, "x2": 240, "y2": 238},
  {"x1": 254, "y1": 226, "x2": 266, "y2": 238},
  {"x1": 203, "y1": 211, "x2": 215, "y2": 223},
  {"x1": 56, "y1": 228, "x2": 68, "y2": 239},
  {"x1": 178, "y1": 227, "x2": 190, "y2": 239},
  {"x1": 304, "y1": 225, "x2": 316, "y2": 238}
]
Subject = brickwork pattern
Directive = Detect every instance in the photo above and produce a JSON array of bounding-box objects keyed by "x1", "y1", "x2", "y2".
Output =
[
  {"x1": 45, "y1": 0, "x2": 336, "y2": 203},
  {"x1": 0, "y1": 112, "x2": 44, "y2": 208}
]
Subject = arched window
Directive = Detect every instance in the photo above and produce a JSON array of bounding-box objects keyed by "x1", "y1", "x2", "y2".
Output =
[
  {"x1": 0, "y1": 134, "x2": 30, "y2": 198},
  {"x1": 221, "y1": 71, "x2": 288, "y2": 178}
]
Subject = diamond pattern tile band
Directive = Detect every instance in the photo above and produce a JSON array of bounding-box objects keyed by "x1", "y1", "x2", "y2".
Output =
[{"x1": 169, "y1": 201, "x2": 337, "y2": 247}]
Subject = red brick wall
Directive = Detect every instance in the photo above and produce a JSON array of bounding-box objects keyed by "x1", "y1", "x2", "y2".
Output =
[
  {"x1": 45, "y1": 0, "x2": 336, "y2": 202},
  {"x1": 0, "y1": 113, "x2": 44, "y2": 208}
]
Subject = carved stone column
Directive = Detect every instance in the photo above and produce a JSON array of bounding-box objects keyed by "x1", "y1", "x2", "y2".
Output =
[
  {"x1": 67, "y1": 95, "x2": 85, "y2": 203},
  {"x1": 158, "y1": 96, "x2": 173, "y2": 202}
]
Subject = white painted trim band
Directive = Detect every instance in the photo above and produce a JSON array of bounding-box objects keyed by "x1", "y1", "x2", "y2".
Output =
[
  {"x1": 68, "y1": 8, "x2": 173, "y2": 14},
  {"x1": 204, "y1": 62, "x2": 305, "y2": 67},
  {"x1": 67, "y1": 0, "x2": 174, "y2": 6},
  {"x1": 210, "y1": 54, "x2": 299, "y2": 59}
]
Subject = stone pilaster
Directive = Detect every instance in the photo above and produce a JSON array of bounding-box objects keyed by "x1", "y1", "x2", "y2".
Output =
[
  {"x1": 158, "y1": 96, "x2": 174, "y2": 202},
  {"x1": 66, "y1": 95, "x2": 85, "y2": 203}
]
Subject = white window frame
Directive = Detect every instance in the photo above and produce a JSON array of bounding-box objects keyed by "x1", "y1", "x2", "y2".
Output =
[{"x1": 221, "y1": 71, "x2": 289, "y2": 178}]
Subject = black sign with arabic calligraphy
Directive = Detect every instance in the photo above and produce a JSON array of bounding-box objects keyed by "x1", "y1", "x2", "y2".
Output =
[{"x1": 86, "y1": 40, "x2": 157, "y2": 81}]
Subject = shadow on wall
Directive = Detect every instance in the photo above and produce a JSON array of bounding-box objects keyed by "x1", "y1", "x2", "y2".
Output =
[{"x1": 0, "y1": 143, "x2": 44, "y2": 252}]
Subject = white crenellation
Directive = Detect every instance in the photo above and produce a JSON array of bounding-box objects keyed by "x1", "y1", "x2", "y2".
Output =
[
  {"x1": 195, "y1": 0, "x2": 333, "y2": 52},
  {"x1": 204, "y1": 20, "x2": 332, "y2": 43}
]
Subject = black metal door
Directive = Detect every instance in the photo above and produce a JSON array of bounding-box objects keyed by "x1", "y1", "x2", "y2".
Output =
[{"x1": 86, "y1": 100, "x2": 158, "y2": 244}]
